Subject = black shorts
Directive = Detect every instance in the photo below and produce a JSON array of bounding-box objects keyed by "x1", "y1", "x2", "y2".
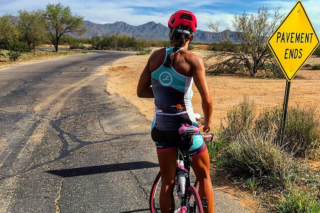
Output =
[{"x1": 151, "y1": 127, "x2": 206, "y2": 158}]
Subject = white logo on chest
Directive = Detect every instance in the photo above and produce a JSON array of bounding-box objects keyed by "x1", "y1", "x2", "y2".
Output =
[{"x1": 159, "y1": 72, "x2": 173, "y2": 86}]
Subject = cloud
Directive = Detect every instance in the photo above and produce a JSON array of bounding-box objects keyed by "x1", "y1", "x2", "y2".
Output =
[
  {"x1": 0, "y1": 0, "x2": 318, "y2": 35},
  {"x1": 255, "y1": 0, "x2": 320, "y2": 36}
]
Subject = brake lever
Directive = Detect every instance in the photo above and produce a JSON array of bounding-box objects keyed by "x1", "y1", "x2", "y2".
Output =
[{"x1": 209, "y1": 134, "x2": 214, "y2": 143}]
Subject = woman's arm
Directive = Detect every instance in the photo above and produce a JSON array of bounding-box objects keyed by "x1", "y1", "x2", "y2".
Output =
[
  {"x1": 137, "y1": 56, "x2": 154, "y2": 98},
  {"x1": 191, "y1": 55, "x2": 212, "y2": 133}
]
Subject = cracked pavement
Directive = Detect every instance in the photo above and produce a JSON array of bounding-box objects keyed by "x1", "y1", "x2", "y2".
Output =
[{"x1": 0, "y1": 51, "x2": 248, "y2": 213}]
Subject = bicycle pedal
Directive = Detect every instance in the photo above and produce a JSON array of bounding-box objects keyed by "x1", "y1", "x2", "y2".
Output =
[{"x1": 201, "y1": 197, "x2": 208, "y2": 209}]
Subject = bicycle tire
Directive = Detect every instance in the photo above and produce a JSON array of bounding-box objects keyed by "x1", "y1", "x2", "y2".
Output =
[
  {"x1": 187, "y1": 186, "x2": 204, "y2": 213},
  {"x1": 149, "y1": 171, "x2": 181, "y2": 213},
  {"x1": 149, "y1": 171, "x2": 199, "y2": 213}
]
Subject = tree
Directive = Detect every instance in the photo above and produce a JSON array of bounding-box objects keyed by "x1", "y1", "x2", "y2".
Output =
[
  {"x1": 0, "y1": 15, "x2": 19, "y2": 48},
  {"x1": 42, "y1": 3, "x2": 87, "y2": 51},
  {"x1": 18, "y1": 10, "x2": 47, "y2": 51},
  {"x1": 207, "y1": 7, "x2": 284, "y2": 78}
]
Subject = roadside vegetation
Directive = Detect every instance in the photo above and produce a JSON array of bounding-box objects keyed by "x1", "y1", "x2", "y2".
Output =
[
  {"x1": 0, "y1": 49, "x2": 87, "y2": 64},
  {"x1": 0, "y1": 3, "x2": 88, "y2": 63},
  {"x1": 311, "y1": 64, "x2": 320, "y2": 70},
  {"x1": 313, "y1": 48, "x2": 320, "y2": 57},
  {"x1": 0, "y1": 2, "x2": 166, "y2": 63},
  {"x1": 208, "y1": 98, "x2": 320, "y2": 212},
  {"x1": 206, "y1": 7, "x2": 285, "y2": 79}
]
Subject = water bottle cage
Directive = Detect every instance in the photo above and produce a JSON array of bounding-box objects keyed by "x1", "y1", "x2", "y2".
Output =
[{"x1": 201, "y1": 197, "x2": 208, "y2": 209}]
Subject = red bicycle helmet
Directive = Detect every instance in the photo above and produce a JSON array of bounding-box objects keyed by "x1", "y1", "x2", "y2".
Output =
[{"x1": 168, "y1": 10, "x2": 197, "y2": 33}]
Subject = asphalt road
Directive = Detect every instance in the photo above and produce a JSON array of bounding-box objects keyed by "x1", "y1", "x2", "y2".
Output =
[{"x1": 0, "y1": 52, "x2": 248, "y2": 213}]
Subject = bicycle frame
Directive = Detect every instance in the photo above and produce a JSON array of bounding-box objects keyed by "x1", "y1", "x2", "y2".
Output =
[
  {"x1": 175, "y1": 138, "x2": 202, "y2": 213},
  {"x1": 150, "y1": 122, "x2": 213, "y2": 213}
]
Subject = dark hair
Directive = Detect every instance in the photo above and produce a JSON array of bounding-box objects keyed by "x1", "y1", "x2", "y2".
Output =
[{"x1": 164, "y1": 25, "x2": 192, "y2": 67}]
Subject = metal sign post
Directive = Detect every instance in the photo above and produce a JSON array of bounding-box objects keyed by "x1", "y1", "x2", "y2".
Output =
[{"x1": 280, "y1": 81, "x2": 291, "y2": 145}]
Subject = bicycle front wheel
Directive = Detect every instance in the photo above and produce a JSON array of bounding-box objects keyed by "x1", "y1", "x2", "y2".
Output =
[
  {"x1": 187, "y1": 186, "x2": 204, "y2": 213},
  {"x1": 149, "y1": 170, "x2": 200, "y2": 213},
  {"x1": 149, "y1": 171, "x2": 181, "y2": 213}
]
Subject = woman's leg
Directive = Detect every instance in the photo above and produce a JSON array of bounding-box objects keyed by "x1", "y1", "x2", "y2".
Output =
[
  {"x1": 157, "y1": 148, "x2": 177, "y2": 213},
  {"x1": 191, "y1": 148, "x2": 215, "y2": 213}
]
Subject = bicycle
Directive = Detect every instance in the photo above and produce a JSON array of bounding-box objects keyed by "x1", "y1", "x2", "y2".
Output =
[{"x1": 149, "y1": 115, "x2": 214, "y2": 213}]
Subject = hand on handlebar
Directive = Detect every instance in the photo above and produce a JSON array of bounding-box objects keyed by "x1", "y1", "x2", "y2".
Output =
[
  {"x1": 195, "y1": 116, "x2": 211, "y2": 133},
  {"x1": 203, "y1": 122, "x2": 211, "y2": 133}
]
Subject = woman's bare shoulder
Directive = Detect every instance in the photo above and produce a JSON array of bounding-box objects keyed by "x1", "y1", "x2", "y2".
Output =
[
  {"x1": 184, "y1": 51, "x2": 203, "y2": 67},
  {"x1": 149, "y1": 48, "x2": 166, "y2": 61}
]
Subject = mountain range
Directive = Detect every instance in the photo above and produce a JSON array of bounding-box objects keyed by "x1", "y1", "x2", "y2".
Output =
[{"x1": 82, "y1": 21, "x2": 236, "y2": 43}]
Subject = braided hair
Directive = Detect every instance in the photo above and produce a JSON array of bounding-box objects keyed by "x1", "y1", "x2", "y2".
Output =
[{"x1": 163, "y1": 25, "x2": 192, "y2": 67}]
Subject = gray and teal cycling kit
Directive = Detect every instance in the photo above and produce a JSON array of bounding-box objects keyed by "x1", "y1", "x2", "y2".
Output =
[{"x1": 151, "y1": 47, "x2": 206, "y2": 157}]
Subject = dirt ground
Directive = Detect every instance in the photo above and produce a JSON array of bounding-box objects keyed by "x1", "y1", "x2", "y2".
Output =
[
  {"x1": 105, "y1": 48, "x2": 320, "y2": 212},
  {"x1": 105, "y1": 49, "x2": 320, "y2": 131}
]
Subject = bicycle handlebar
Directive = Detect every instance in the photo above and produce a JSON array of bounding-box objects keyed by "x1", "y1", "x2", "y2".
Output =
[{"x1": 179, "y1": 124, "x2": 214, "y2": 143}]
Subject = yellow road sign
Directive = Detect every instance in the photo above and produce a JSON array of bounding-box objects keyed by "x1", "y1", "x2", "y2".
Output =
[{"x1": 268, "y1": 0, "x2": 319, "y2": 81}]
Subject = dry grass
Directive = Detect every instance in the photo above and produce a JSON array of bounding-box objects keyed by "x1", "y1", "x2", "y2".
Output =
[{"x1": 214, "y1": 99, "x2": 320, "y2": 212}]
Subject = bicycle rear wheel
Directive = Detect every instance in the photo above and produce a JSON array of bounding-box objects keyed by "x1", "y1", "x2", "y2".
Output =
[
  {"x1": 187, "y1": 186, "x2": 204, "y2": 213},
  {"x1": 149, "y1": 170, "x2": 199, "y2": 213}
]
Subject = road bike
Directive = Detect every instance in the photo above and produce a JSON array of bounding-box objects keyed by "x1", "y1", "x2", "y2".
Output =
[{"x1": 149, "y1": 115, "x2": 214, "y2": 213}]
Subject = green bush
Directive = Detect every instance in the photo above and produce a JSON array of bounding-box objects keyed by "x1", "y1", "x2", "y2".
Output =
[
  {"x1": 313, "y1": 48, "x2": 320, "y2": 57},
  {"x1": 220, "y1": 99, "x2": 320, "y2": 158},
  {"x1": 311, "y1": 64, "x2": 320, "y2": 70},
  {"x1": 8, "y1": 51, "x2": 21, "y2": 61},
  {"x1": 69, "y1": 43, "x2": 86, "y2": 49},
  {"x1": 161, "y1": 40, "x2": 171, "y2": 47},
  {"x1": 136, "y1": 49, "x2": 151, "y2": 55},
  {"x1": 0, "y1": 51, "x2": 7, "y2": 58},
  {"x1": 220, "y1": 132, "x2": 300, "y2": 188},
  {"x1": 256, "y1": 106, "x2": 320, "y2": 157},
  {"x1": 216, "y1": 99, "x2": 320, "y2": 210},
  {"x1": 208, "y1": 43, "x2": 224, "y2": 51},
  {"x1": 6, "y1": 40, "x2": 29, "y2": 53},
  {"x1": 276, "y1": 186, "x2": 320, "y2": 213},
  {"x1": 206, "y1": 133, "x2": 228, "y2": 158}
]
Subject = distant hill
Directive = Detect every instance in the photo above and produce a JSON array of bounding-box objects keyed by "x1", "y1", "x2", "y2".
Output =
[{"x1": 82, "y1": 21, "x2": 237, "y2": 43}]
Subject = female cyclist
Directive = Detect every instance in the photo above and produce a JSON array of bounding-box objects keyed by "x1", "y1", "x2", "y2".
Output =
[{"x1": 137, "y1": 10, "x2": 214, "y2": 213}]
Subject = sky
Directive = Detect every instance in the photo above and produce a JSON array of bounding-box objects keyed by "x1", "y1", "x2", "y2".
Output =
[{"x1": 0, "y1": 0, "x2": 319, "y2": 36}]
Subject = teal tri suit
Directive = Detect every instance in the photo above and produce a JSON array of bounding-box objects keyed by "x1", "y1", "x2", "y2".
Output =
[{"x1": 151, "y1": 47, "x2": 206, "y2": 157}]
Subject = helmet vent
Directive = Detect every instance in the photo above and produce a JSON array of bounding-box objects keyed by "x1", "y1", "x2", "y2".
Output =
[
  {"x1": 171, "y1": 18, "x2": 175, "y2": 24},
  {"x1": 180, "y1": 14, "x2": 192, "y2": 21}
]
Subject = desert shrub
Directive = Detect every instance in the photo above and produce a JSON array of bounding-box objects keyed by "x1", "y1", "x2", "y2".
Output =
[
  {"x1": 207, "y1": 42, "x2": 234, "y2": 51},
  {"x1": 219, "y1": 98, "x2": 255, "y2": 144},
  {"x1": 7, "y1": 51, "x2": 21, "y2": 61},
  {"x1": 311, "y1": 64, "x2": 320, "y2": 70},
  {"x1": 69, "y1": 43, "x2": 86, "y2": 49},
  {"x1": 284, "y1": 106, "x2": 320, "y2": 157},
  {"x1": 256, "y1": 106, "x2": 320, "y2": 157},
  {"x1": 136, "y1": 49, "x2": 151, "y2": 55},
  {"x1": 313, "y1": 48, "x2": 320, "y2": 57},
  {"x1": 222, "y1": 99, "x2": 320, "y2": 158},
  {"x1": 0, "y1": 51, "x2": 7, "y2": 58},
  {"x1": 276, "y1": 186, "x2": 320, "y2": 213},
  {"x1": 206, "y1": 132, "x2": 228, "y2": 158},
  {"x1": 220, "y1": 132, "x2": 301, "y2": 188},
  {"x1": 6, "y1": 40, "x2": 29, "y2": 53},
  {"x1": 161, "y1": 40, "x2": 171, "y2": 47}
]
